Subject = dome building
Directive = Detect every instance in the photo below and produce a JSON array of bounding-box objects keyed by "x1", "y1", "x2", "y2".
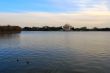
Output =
[{"x1": 62, "y1": 24, "x2": 71, "y2": 31}]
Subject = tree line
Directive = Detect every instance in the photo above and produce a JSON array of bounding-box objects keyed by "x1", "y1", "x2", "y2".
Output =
[
  {"x1": 0, "y1": 25, "x2": 110, "y2": 33},
  {"x1": 22, "y1": 26, "x2": 110, "y2": 31},
  {"x1": 0, "y1": 25, "x2": 21, "y2": 33}
]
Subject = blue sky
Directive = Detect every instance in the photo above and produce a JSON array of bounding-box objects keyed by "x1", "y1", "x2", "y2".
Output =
[
  {"x1": 0, "y1": 0, "x2": 110, "y2": 27},
  {"x1": 0, "y1": 0, "x2": 81, "y2": 12},
  {"x1": 1, "y1": 0, "x2": 109, "y2": 13}
]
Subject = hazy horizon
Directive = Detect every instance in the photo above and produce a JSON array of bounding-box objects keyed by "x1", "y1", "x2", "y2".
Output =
[{"x1": 0, "y1": 0, "x2": 110, "y2": 28}]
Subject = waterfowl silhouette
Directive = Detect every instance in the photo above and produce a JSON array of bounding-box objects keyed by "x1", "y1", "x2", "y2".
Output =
[
  {"x1": 16, "y1": 59, "x2": 19, "y2": 62},
  {"x1": 26, "y1": 61, "x2": 30, "y2": 64}
]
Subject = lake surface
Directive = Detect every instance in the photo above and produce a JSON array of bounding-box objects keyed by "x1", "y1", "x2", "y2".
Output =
[{"x1": 0, "y1": 31, "x2": 110, "y2": 73}]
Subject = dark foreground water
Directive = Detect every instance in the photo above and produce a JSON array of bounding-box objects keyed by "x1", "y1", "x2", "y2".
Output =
[{"x1": 0, "y1": 31, "x2": 110, "y2": 73}]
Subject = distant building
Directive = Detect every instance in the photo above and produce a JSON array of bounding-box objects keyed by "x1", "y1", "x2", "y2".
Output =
[{"x1": 62, "y1": 24, "x2": 71, "y2": 31}]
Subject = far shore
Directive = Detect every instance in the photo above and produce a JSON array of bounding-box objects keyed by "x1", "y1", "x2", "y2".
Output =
[{"x1": 0, "y1": 25, "x2": 110, "y2": 34}]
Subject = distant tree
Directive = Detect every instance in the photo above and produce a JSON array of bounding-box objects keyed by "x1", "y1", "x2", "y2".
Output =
[
  {"x1": 80, "y1": 27, "x2": 88, "y2": 31},
  {"x1": 93, "y1": 27, "x2": 98, "y2": 31},
  {"x1": 0, "y1": 25, "x2": 21, "y2": 33}
]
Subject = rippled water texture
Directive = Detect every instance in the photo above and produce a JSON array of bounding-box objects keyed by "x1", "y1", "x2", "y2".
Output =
[{"x1": 0, "y1": 31, "x2": 110, "y2": 73}]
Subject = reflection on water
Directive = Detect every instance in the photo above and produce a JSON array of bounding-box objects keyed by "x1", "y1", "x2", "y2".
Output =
[
  {"x1": 0, "y1": 33, "x2": 20, "y2": 49},
  {"x1": 0, "y1": 33, "x2": 20, "y2": 39},
  {"x1": 0, "y1": 31, "x2": 110, "y2": 73}
]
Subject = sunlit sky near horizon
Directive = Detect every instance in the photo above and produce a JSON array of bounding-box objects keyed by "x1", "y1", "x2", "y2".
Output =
[{"x1": 0, "y1": 0, "x2": 110, "y2": 27}]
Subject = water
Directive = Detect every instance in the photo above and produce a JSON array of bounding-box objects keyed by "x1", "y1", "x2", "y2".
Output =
[{"x1": 0, "y1": 31, "x2": 110, "y2": 73}]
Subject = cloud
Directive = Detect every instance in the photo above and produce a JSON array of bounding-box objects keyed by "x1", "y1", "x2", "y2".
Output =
[
  {"x1": 50, "y1": 0, "x2": 110, "y2": 12},
  {"x1": 0, "y1": 11, "x2": 110, "y2": 28},
  {"x1": 0, "y1": 0, "x2": 110, "y2": 28}
]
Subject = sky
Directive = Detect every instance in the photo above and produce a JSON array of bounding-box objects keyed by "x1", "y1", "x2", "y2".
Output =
[{"x1": 0, "y1": 0, "x2": 110, "y2": 27}]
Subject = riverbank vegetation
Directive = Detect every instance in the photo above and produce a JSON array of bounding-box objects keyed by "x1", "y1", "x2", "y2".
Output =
[
  {"x1": 22, "y1": 24, "x2": 110, "y2": 31},
  {"x1": 0, "y1": 24, "x2": 110, "y2": 33},
  {"x1": 0, "y1": 25, "x2": 21, "y2": 33}
]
